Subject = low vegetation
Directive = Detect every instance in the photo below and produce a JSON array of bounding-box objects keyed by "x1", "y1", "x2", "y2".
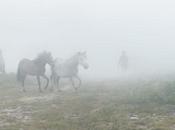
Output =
[{"x1": 0, "y1": 73, "x2": 175, "y2": 130}]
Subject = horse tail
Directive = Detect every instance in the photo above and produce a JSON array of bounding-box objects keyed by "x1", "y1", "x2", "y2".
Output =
[
  {"x1": 17, "y1": 62, "x2": 24, "y2": 82},
  {"x1": 17, "y1": 65, "x2": 21, "y2": 82}
]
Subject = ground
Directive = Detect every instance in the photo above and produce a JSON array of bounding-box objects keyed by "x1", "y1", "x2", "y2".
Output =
[{"x1": 0, "y1": 74, "x2": 175, "y2": 130}]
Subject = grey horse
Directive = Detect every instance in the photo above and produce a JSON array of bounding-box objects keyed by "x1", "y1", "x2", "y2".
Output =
[
  {"x1": 17, "y1": 51, "x2": 53, "y2": 92},
  {"x1": 0, "y1": 49, "x2": 5, "y2": 73},
  {"x1": 51, "y1": 52, "x2": 89, "y2": 91}
]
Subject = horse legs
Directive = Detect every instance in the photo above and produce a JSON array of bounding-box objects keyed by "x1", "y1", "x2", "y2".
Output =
[
  {"x1": 36, "y1": 76, "x2": 42, "y2": 92},
  {"x1": 22, "y1": 76, "x2": 26, "y2": 92},
  {"x1": 71, "y1": 76, "x2": 81, "y2": 90},
  {"x1": 56, "y1": 76, "x2": 61, "y2": 91},
  {"x1": 2, "y1": 65, "x2": 5, "y2": 74},
  {"x1": 70, "y1": 77, "x2": 77, "y2": 90},
  {"x1": 75, "y1": 76, "x2": 82, "y2": 88},
  {"x1": 42, "y1": 75, "x2": 49, "y2": 90},
  {"x1": 50, "y1": 74, "x2": 55, "y2": 91}
]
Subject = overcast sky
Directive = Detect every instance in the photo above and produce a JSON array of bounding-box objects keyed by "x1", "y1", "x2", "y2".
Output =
[{"x1": 0, "y1": 0, "x2": 175, "y2": 78}]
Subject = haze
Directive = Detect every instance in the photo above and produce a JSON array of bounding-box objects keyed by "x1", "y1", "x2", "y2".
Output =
[{"x1": 0, "y1": 0, "x2": 175, "y2": 78}]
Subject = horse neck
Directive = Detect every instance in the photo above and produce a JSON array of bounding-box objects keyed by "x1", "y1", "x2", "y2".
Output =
[
  {"x1": 66, "y1": 55, "x2": 79, "y2": 68},
  {"x1": 33, "y1": 58, "x2": 47, "y2": 67}
]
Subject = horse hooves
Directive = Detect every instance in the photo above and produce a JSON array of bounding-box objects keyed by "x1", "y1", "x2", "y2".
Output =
[
  {"x1": 57, "y1": 89, "x2": 62, "y2": 92},
  {"x1": 74, "y1": 87, "x2": 79, "y2": 91},
  {"x1": 50, "y1": 89, "x2": 54, "y2": 92},
  {"x1": 50, "y1": 88, "x2": 54, "y2": 92},
  {"x1": 45, "y1": 86, "x2": 49, "y2": 90},
  {"x1": 39, "y1": 90, "x2": 43, "y2": 93}
]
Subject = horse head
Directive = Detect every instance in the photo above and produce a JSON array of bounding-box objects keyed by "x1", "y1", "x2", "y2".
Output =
[
  {"x1": 37, "y1": 51, "x2": 54, "y2": 66},
  {"x1": 77, "y1": 51, "x2": 89, "y2": 69}
]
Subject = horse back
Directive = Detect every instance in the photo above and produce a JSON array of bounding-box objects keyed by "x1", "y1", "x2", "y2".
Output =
[{"x1": 18, "y1": 58, "x2": 45, "y2": 75}]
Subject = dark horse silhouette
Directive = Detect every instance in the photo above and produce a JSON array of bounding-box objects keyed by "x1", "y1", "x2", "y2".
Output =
[
  {"x1": 17, "y1": 51, "x2": 53, "y2": 92},
  {"x1": 0, "y1": 49, "x2": 5, "y2": 73}
]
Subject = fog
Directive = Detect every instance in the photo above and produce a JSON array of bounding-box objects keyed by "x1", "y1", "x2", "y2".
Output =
[{"x1": 1, "y1": 0, "x2": 175, "y2": 79}]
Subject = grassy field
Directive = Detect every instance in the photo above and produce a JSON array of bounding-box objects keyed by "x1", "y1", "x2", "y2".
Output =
[{"x1": 0, "y1": 73, "x2": 175, "y2": 130}]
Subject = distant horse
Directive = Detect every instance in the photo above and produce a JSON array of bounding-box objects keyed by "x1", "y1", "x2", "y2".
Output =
[
  {"x1": 0, "y1": 50, "x2": 5, "y2": 73},
  {"x1": 17, "y1": 51, "x2": 53, "y2": 92},
  {"x1": 51, "y1": 52, "x2": 89, "y2": 90}
]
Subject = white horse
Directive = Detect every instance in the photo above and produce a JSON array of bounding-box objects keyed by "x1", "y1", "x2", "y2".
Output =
[
  {"x1": 51, "y1": 52, "x2": 89, "y2": 90},
  {"x1": 0, "y1": 50, "x2": 5, "y2": 73}
]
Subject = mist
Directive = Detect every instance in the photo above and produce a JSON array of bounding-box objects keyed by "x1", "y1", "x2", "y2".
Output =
[
  {"x1": 1, "y1": 0, "x2": 175, "y2": 79},
  {"x1": 2, "y1": 1, "x2": 175, "y2": 129}
]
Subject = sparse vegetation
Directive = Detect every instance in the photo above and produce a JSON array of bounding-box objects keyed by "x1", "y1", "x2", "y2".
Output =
[{"x1": 0, "y1": 74, "x2": 175, "y2": 130}]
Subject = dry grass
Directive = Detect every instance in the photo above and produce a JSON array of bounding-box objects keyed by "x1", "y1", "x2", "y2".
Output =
[{"x1": 0, "y1": 74, "x2": 175, "y2": 130}]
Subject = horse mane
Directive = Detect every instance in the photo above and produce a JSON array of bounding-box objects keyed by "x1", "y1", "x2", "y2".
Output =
[
  {"x1": 66, "y1": 53, "x2": 79, "y2": 64},
  {"x1": 33, "y1": 52, "x2": 48, "y2": 65}
]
